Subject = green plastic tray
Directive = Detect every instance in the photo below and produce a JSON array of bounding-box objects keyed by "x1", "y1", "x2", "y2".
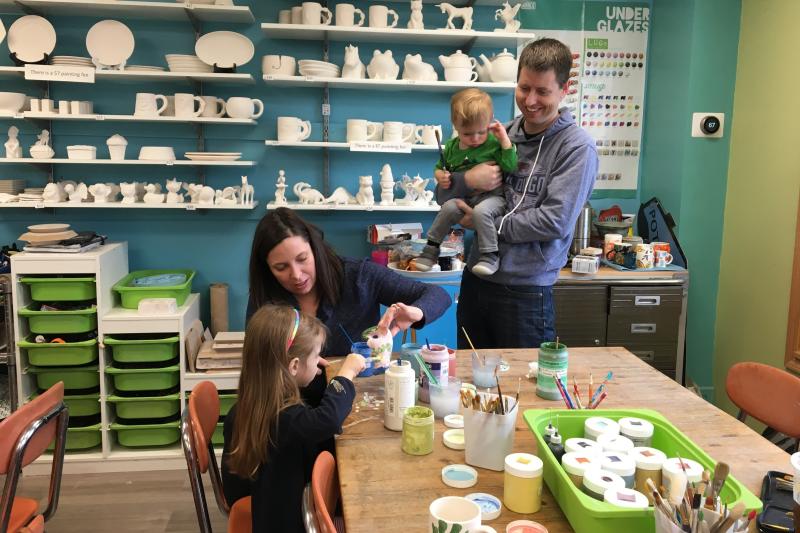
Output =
[
  {"x1": 111, "y1": 421, "x2": 180, "y2": 447},
  {"x1": 112, "y1": 269, "x2": 195, "y2": 309},
  {"x1": 105, "y1": 365, "x2": 180, "y2": 392},
  {"x1": 47, "y1": 423, "x2": 102, "y2": 451},
  {"x1": 19, "y1": 337, "x2": 98, "y2": 367},
  {"x1": 107, "y1": 393, "x2": 181, "y2": 419},
  {"x1": 104, "y1": 334, "x2": 179, "y2": 364},
  {"x1": 19, "y1": 305, "x2": 97, "y2": 334},
  {"x1": 20, "y1": 277, "x2": 96, "y2": 301},
  {"x1": 212, "y1": 422, "x2": 224, "y2": 446},
  {"x1": 524, "y1": 409, "x2": 762, "y2": 533},
  {"x1": 27, "y1": 365, "x2": 99, "y2": 391},
  {"x1": 31, "y1": 392, "x2": 100, "y2": 417}
]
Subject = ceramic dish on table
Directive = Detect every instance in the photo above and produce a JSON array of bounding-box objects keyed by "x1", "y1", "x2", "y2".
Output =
[
  {"x1": 195, "y1": 31, "x2": 254, "y2": 69},
  {"x1": 593, "y1": 219, "x2": 633, "y2": 238},
  {"x1": 7, "y1": 15, "x2": 56, "y2": 63},
  {"x1": 86, "y1": 20, "x2": 135, "y2": 67}
]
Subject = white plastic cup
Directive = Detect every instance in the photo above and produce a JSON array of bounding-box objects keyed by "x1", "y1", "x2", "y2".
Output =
[{"x1": 463, "y1": 393, "x2": 518, "y2": 471}]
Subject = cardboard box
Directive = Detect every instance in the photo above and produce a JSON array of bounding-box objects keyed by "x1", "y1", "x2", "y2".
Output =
[{"x1": 367, "y1": 223, "x2": 423, "y2": 244}]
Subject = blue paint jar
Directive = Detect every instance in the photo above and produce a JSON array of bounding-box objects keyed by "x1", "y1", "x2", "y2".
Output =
[
  {"x1": 399, "y1": 342, "x2": 423, "y2": 378},
  {"x1": 351, "y1": 342, "x2": 374, "y2": 377}
]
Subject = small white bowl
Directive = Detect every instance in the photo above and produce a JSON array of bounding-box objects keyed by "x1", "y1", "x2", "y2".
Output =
[
  {"x1": 0, "y1": 92, "x2": 27, "y2": 114},
  {"x1": 67, "y1": 145, "x2": 97, "y2": 160},
  {"x1": 138, "y1": 146, "x2": 176, "y2": 161}
]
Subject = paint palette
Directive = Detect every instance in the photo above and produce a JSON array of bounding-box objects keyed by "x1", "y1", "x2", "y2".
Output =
[
  {"x1": 465, "y1": 493, "x2": 501, "y2": 521},
  {"x1": 441, "y1": 464, "x2": 477, "y2": 489}
]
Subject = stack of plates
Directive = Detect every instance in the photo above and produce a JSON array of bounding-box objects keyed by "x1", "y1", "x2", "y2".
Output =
[
  {"x1": 127, "y1": 65, "x2": 166, "y2": 72},
  {"x1": 165, "y1": 54, "x2": 213, "y2": 73},
  {"x1": 18, "y1": 223, "x2": 77, "y2": 246},
  {"x1": 19, "y1": 187, "x2": 44, "y2": 201},
  {"x1": 298, "y1": 59, "x2": 340, "y2": 78},
  {"x1": 184, "y1": 152, "x2": 242, "y2": 161},
  {"x1": 0, "y1": 179, "x2": 25, "y2": 194},
  {"x1": 50, "y1": 56, "x2": 93, "y2": 68}
]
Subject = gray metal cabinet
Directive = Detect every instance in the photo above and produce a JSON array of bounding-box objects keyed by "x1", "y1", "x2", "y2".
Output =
[{"x1": 553, "y1": 285, "x2": 608, "y2": 347}]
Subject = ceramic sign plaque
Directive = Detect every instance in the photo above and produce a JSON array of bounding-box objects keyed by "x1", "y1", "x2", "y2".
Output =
[
  {"x1": 350, "y1": 141, "x2": 412, "y2": 153},
  {"x1": 24, "y1": 64, "x2": 95, "y2": 84}
]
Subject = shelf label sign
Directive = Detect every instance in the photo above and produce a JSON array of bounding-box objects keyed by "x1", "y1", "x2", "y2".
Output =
[
  {"x1": 25, "y1": 65, "x2": 95, "y2": 84},
  {"x1": 350, "y1": 141, "x2": 412, "y2": 153}
]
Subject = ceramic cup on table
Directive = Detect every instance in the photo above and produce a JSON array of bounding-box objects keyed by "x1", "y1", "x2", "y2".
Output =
[
  {"x1": 277, "y1": 116, "x2": 311, "y2": 142},
  {"x1": 604, "y1": 233, "x2": 623, "y2": 257},
  {"x1": 651, "y1": 241, "x2": 671, "y2": 254},
  {"x1": 199, "y1": 96, "x2": 226, "y2": 118},
  {"x1": 382, "y1": 121, "x2": 414, "y2": 143},
  {"x1": 335, "y1": 3, "x2": 365, "y2": 26},
  {"x1": 291, "y1": 6, "x2": 303, "y2": 24},
  {"x1": 69, "y1": 100, "x2": 81, "y2": 115},
  {"x1": 429, "y1": 497, "x2": 497, "y2": 533},
  {"x1": 654, "y1": 250, "x2": 673, "y2": 268},
  {"x1": 58, "y1": 100, "x2": 69, "y2": 115},
  {"x1": 262, "y1": 55, "x2": 296, "y2": 76},
  {"x1": 278, "y1": 9, "x2": 291, "y2": 24},
  {"x1": 635, "y1": 243, "x2": 654, "y2": 269},
  {"x1": 301, "y1": 1, "x2": 332, "y2": 25},
  {"x1": 174, "y1": 93, "x2": 205, "y2": 119},
  {"x1": 134, "y1": 92, "x2": 168, "y2": 117},
  {"x1": 226, "y1": 97, "x2": 263, "y2": 119},
  {"x1": 606, "y1": 243, "x2": 633, "y2": 267},
  {"x1": 416, "y1": 124, "x2": 443, "y2": 145},
  {"x1": 369, "y1": 5, "x2": 399, "y2": 28},
  {"x1": 346, "y1": 119, "x2": 378, "y2": 143}
]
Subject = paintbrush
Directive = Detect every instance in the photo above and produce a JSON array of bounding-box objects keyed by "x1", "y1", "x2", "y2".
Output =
[
  {"x1": 512, "y1": 377, "x2": 521, "y2": 411},
  {"x1": 461, "y1": 327, "x2": 483, "y2": 367},
  {"x1": 710, "y1": 501, "x2": 743, "y2": 533},
  {"x1": 434, "y1": 128, "x2": 448, "y2": 171},
  {"x1": 412, "y1": 351, "x2": 438, "y2": 386},
  {"x1": 706, "y1": 462, "x2": 730, "y2": 510},
  {"x1": 494, "y1": 366, "x2": 505, "y2": 414}
]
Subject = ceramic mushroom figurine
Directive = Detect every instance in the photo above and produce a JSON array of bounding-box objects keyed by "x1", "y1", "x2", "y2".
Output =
[{"x1": 88, "y1": 183, "x2": 112, "y2": 203}]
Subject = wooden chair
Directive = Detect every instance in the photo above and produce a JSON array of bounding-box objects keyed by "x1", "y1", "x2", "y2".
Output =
[
  {"x1": 726, "y1": 361, "x2": 800, "y2": 452},
  {"x1": 0, "y1": 382, "x2": 69, "y2": 533},
  {"x1": 182, "y1": 380, "x2": 251, "y2": 533},
  {"x1": 311, "y1": 451, "x2": 345, "y2": 533}
]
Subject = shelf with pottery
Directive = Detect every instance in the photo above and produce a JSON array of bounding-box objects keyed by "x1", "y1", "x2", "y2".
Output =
[
  {"x1": 2, "y1": 112, "x2": 256, "y2": 125},
  {"x1": 259, "y1": 23, "x2": 533, "y2": 47},
  {"x1": 266, "y1": 202, "x2": 440, "y2": 212},
  {"x1": 261, "y1": 74, "x2": 515, "y2": 93},
  {"x1": 264, "y1": 140, "x2": 439, "y2": 152},
  {"x1": 0, "y1": 0, "x2": 254, "y2": 23},
  {"x1": 0, "y1": 158, "x2": 255, "y2": 166},
  {"x1": 0, "y1": 66, "x2": 255, "y2": 85},
  {"x1": 0, "y1": 202, "x2": 259, "y2": 210}
]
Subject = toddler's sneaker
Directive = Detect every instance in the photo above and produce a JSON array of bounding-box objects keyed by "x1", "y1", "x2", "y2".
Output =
[
  {"x1": 414, "y1": 244, "x2": 440, "y2": 272},
  {"x1": 471, "y1": 252, "x2": 500, "y2": 277}
]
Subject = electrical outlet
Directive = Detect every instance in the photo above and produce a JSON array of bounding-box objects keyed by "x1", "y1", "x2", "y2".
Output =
[{"x1": 691, "y1": 112, "x2": 724, "y2": 138}]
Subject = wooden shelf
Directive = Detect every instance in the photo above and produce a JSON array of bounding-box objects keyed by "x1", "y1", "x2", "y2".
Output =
[
  {"x1": 0, "y1": 0, "x2": 254, "y2": 22},
  {"x1": 0, "y1": 158, "x2": 255, "y2": 167},
  {"x1": 267, "y1": 202, "x2": 439, "y2": 212},
  {"x1": 0, "y1": 202, "x2": 258, "y2": 210},
  {"x1": 0, "y1": 67, "x2": 254, "y2": 85},
  {"x1": 262, "y1": 74, "x2": 515, "y2": 93},
  {"x1": 265, "y1": 140, "x2": 438, "y2": 152},
  {"x1": 260, "y1": 23, "x2": 534, "y2": 48},
  {"x1": 3, "y1": 112, "x2": 255, "y2": 125}
]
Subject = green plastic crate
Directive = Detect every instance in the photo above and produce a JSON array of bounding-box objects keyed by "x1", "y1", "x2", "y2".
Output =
[
  {"x1": 63, "y1": 393, "x2": 101, "y2": 417},
  {"x1": 111, "y1": 421, "x2": 180, "y2": 447},
  {"x1": 47, "y1": 423, "x2": 102, "y2": 451},
  {"x1": 219, "y1": 393, "x2": 237, "y2": 416},
  {"x1": 523, "y1": 409, "x2": 762, "y2": 533},
  {"x1": 105, "y1": 365, "x2": 180, "y2": 392},
  {"x1": 112, "y1": 269, "x2": 195, "y2": 309},
  {"x1": 212, "y1": 422, "x2": 224, "y2": 446},
  {"x1": 19, "y1": 337, "x2": 98, "y2": 367},
  {"x1": 27, "y1": 365, "x2": 99, "y2": 391},
  {"x1": 18, "y1": 305, "x2": 97, "y2": 334},
  {"x1": 20, "y1": 277, "x2": 96, "y2": 301},
  {"x1": 107, "y1": 393, "x2": 181, "y2": 420},
  {"x1": 104, "y1": 334, "x2": 179, "y2": 364}
]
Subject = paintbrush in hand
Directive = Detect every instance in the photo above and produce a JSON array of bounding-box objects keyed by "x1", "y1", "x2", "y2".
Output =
[{"x1": 435, "y1": 128, "x2": 448, "y2": 171}]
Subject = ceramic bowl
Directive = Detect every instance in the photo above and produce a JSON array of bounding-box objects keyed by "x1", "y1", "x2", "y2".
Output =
[
  {"x1": 0, "y1": 92, "x2": 27, "y2": 113},
  {"x1": 67, "y1": 145, "x2": 97, "y2": 160},
  {"x1": 594, "y1": 219, "x2": 633, "y2": 237},
  {"x1": 138, "y1": 146, "x2": 176, "y2": 161}
]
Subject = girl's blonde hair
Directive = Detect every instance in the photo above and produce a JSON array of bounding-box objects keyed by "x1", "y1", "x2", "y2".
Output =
[
  {"x1": 227, "y1": 304, "x2": 327, "y2": 479},
  {"x1": 451, "y1": 88, "x2": 493, "y2": 127}
]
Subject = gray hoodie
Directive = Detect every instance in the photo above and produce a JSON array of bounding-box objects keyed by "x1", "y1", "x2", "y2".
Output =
[{"x1": 437, "y1": 108, "x2": 598, "y2": 286}]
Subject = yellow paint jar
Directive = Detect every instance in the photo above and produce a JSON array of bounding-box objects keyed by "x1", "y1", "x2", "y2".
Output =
[{"x1": 503, "y1": 453, "x2": 544, "y2": 514}]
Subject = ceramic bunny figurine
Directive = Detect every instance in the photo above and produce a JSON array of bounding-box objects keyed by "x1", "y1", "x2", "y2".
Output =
[
  {"x1": 120, "y1": 182, "x2": 138, "y2": 204},
  {"x1": 342, "y1": 45, "x2": 365, "y2": 79},
  {"x1": 143, "y1": 183, "x2": 165, "y2": 204},
  {"x1": 274, "y1": 170, "x2": 288, "y2": 206},
  {"x1": 402, "y1": 54, "x2": 438, "y2": 81},
  {"x1": 356, "y1": 175, "x2": 374, "y2": 206},
  {"x1": 367, "y1": 50, "x2": 400, "y2": 80},
  {"x1": 165, "y1": 178, "x2": 184, "y2": 203},
  {"x1": 408, "y1": 0, "x2": 424, "y2": 29},
  {"x1": 5, "y1": 126, "x2": 21, "y2": 158},
  {"x1": 379, "y1": 164, "x2": 395, "y2": 205}
]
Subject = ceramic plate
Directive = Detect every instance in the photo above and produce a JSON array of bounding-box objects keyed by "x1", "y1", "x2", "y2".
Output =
[
  {"x1": 184, "y1": 154, "x2": 242, "y2": 161},
  {"x1": 195, "y1": 31, "x2": 254, "y2": 69},
  {"x1": 387, "y1": 262, "x2": 463, "y2": 280},
  {"x1": 28, "y1": 223, "x2": 71, "y2": 233},
  {"x1": 8, "y1": 16, "x2": 57, "y2": 63},
  {"x1": 86, "y1": 20, "x2": 134, "y2": 66}
]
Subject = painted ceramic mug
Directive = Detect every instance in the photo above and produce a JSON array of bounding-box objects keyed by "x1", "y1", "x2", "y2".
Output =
[
  {"x1": 655, "y1": 250, "x2": 674, "y2": 268},
  {"x1": 606, "y1": 243, "x2": 631, "y2": 265},
  {"x1": 429, "y1": 496, "x2": 497, "y2": 533},
  {"x1": 635, "y1": 243, "x2": 655, "y2": 269},
  {"x1": 652, "y1": 241, "x2": 671, "y2": 254}
]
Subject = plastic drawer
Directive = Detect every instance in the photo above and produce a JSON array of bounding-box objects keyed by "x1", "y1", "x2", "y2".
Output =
[
  {"x1": 105, "y1": 365, "x2": 180, "y2": 392},
  {"x1": 27, "y1": 365, "x2": 99, "y2": 392},
  {"x1": 107, "y1": 393, "x2": 180, "y2": 420},
  {"x1": 112, "y1": 269, "x2": 194, "y2": 309},
  {"x1": 111, "y1": 421, "x2": 180, "y2": 447},
  {"x1": 19, "y1": 305, "x2": 97, "y2": 334},
  {"x1": 104, "y1": 334, "x2": 179, "y2": 364},
  {"x1": 19, "y1": 337, "x2": 98, "y2": 367},
  {"x1": 20, "y1": 277, "x2": 96, "y2": 301}
]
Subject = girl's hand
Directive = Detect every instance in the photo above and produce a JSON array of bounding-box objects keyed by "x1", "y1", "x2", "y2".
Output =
[
  {"x1": 338, "y1": 353, "x2": 367, "y2": 381},
  {"x1": 382, "y1": 303, "x2": 423, "y2": 335},
  {"x1": 434, "y1": 168, "x2": 452, "y2": 189},
  {"x1": 489, "y1": 120, "x2": 512, "y2": 149}
]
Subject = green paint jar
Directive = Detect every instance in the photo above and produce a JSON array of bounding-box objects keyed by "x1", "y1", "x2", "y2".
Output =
[
  {"x1": 401, "y1": 406, "x2": 434, "y2": 455},
  {"x1": 537, "y1": 341, "x2": 568, "y2": 401}
]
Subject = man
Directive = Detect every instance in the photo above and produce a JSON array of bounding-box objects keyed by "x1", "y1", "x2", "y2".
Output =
[{"x1": 436, "y1": 38, "x2": 599, "y2": 349}]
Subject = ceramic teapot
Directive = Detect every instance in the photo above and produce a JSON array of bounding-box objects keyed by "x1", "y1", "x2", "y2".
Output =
[
  {"x1": 367, "y1": 50, "x2": 400, "y2": 80},
  {"x1": 438, "y1": 50, "x2": 477, "y2": 70},
  {"x1": 478, "y1": 48, "x2": 518, "y2": 83}
]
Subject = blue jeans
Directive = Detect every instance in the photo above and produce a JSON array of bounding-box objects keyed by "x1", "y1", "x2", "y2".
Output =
[{"x1": 456, "y1": 269, "x2": 556, "y2": 349}]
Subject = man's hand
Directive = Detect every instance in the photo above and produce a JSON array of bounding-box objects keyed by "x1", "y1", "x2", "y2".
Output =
[
  {"x1": 434, "y1": 168, "x2": 452, "y2": 189},
  {"x1": 464, "y1": 162, "x2": 501, "y2": 192},
  {"x1": 489, "y1": 120, "x2": 512, "y2": 149},
  {"x1": 455, "y1": 199, "x2": 474, "y2": 229}
]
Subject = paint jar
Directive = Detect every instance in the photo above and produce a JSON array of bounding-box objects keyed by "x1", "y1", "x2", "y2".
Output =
[
  {"x1": 384, "y1": 360, "x2": 416, "y2": 431},
  {"x1": 619, "y1": 417, "x2": 654, "y2": 447},
  {"x1": 429, "y1": 377, "x2": 462, "y2": 419},
  {"x1": 603, "y1": 487, "x2": 649, "y2": 509},
  {"x1": 351, "y1": 341, "x2": 374, "y2": 377},
  {"x1": 463, "y1": 392, "x2": 518, "y2": 471},
  {"x1": 399, "y1": 342, "x2": 423, "y2": 378},
  {"x1": 401, "y1": 406, "x2": 434, "y2": 456},
  {"x1": 584, "y1": 417, "x2": 620, "y2": 441},
  {"x1": 582, "y1": 469, "x2": 626, "y2": 501},
  {"x1": 506, "y1": 520, "x2": 549, "y2": 533},
  {"x1": 561, "y1": 452, "x2": 601, "y2": 488},
  {"x1": 536, "y1": 341, "x2": 568, "y2": 401},
  {"x1": 596, "y1": 433, "x2": 634, "y2": 454},
  {"x1": 565, "y1": 437, "x2": 603, "y2": 457},
  {"x1": 599, "y1": 451, "x2": 636, "y2": 488},
  {"x1": 662, "y1": 457, "x2": 702, "y2": 500},
  {"x1": 631, "y1": 447, "x2": 666, "y2": 504},
  {"x1": 503, "y1": 452, "x2": 544, "y2": 514},
  {"x1": 419, "y1": 343, "x2": 449, "y2": 403},
  {"x1": 472, "y1": 353, "x2": 500, "y2": 389},
  {"x1": 447, "y1": 348, "x2": 457, "y2": 378}
]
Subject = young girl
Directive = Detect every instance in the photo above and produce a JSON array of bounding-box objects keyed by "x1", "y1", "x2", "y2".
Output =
[{"x1": 222, "y1": 304, "x2": 366, "y2": 532}]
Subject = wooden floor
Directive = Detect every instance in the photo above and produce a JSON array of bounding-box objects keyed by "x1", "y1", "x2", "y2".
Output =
[{"x1": 3, "y1": 470, "x2": 229, "y2": 532}]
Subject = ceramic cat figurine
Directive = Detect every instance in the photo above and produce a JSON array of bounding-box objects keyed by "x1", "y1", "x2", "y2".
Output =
[
  {"x1": 120, "y1": 182, "x2": 138, "y2": 204},
  {"x1": 165, "y1": 178, "x2": 184, "y2": 204},
  {"x1": 408, "y1": 0, "x2": 424, "y2": 29},
  {"x1": 367, "y1": 50, "x2": 400, "y2": 80},
  {"x1": 356, "y1": 175, "x2": 374, "y2": 206},
  {"x1": 342, "y1": 45, "x2": 365, "y2": 79}
]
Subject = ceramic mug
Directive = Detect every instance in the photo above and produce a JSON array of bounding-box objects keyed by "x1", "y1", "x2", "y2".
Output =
[
  {"x1": 429, "y1": 497, "x2": 497, "y2": 533},
  {"x1": 369, "y1": 5, "x2": 399, "y2": 28},
  {"x1": 262, "y1": 55, "x2": 296, "y2": 76},
  {"x1": 291, "y1": 6, "x2": 303, "y2": 23},
  {"x1": 200, "y1": 96, "x2": 226, "y2": 118},
  {"x1": 174, "y1": 93, "x2": 205, "y2": 118},
  {"x1": 606, "y1": 242, "x2": 631, "y2": 265},
  {"x1": 58, "y1": 100, "x2": 69, "y2": 115},
  {"x1": 161, "y1": 95, "x2": 175, "y2": 117},
  {"x1": 40, "y1": 99, "x2": 53, "y2": 113},
  {"x1": 278, "y1": 9, "x2": 291, "y2": 24},
  {"x1": 444, "y1": 67, "x2": 478, "y2": 82},
  {"x1": 346, "y1": 119, "x2": 378, "y2": 142},
  {"x1": 301, "y1": 1, "x2": 332, "y2": 25},
  {"x1": 635, "y1": 243, "x2": 655, "y2": 269},
  {"x1": 335, "y1": 3, "x2": 365, "y2": 26},
  {"x1": 134, "y1": 92, "x2": 168, "y2": 117},
  {"x1": 226, "y1": 97, "x2": 264, "y2": 119},
  {"x1": 383, "y1": 121, "x2": 414, "y2": 143},
  {"x1": 415, "y1": 124, "x2": 443, "y2": 145},
  {"x1": 604, "y1": 233, "x2": 623, "y2": 256},
  {"x1": 277, "y1": 116, "x2": 312, "y2": 142},
  {"x1": 655, "y1": 250, "x2": 674, "y2": 268},
  {"x1": 652, "y1": 241, "x2": 671, "y2": 254}
]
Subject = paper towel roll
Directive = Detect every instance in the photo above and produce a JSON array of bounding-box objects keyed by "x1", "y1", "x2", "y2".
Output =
[{"x1": 210, "y1": 282, "x2": 229, "y2": 335}]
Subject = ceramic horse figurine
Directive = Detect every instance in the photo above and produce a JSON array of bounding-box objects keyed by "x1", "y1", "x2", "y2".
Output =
[
  {"x1": 495, "y1": 1, "x2": 522, "y2": 33},
  {"x1": 436, "y1": 3, "x2": 473, "y2": 30}
]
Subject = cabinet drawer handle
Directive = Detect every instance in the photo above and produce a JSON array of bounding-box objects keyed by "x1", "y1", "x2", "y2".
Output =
[
  {"x1": 635, "y1": 295, "x2": 661, "y2": 306},
  {"x1": 631, "y1": 323, "x2": 657, "y2": 334},
  {"x1": 633, "y1": 350, "x2": 655, "y2": 361}
]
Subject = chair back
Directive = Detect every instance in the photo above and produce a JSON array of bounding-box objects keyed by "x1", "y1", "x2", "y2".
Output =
[
  {"x1": 189, "y1": 381, "x2": 220, "y2": 474},
  {"x1": 311, "y1": 451, "x2": 340, "y2": 533},
  {"x1": 726, "y1": 362, "x2": 800, "y2": 438}
]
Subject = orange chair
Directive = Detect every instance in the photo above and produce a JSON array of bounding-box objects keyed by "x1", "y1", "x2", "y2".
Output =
[
  {"x1": 726, "y1": 362, "x2": 800, "y2": 452},
  {"x1": 182, "y1": 380, "x2": 251, "y2": 533},
  {"x1": 311, "y1": 451, "x2": 346, "y2": 533},
  {"x1": 0, "y1": 382, "x2": 69, "y2": 533}
]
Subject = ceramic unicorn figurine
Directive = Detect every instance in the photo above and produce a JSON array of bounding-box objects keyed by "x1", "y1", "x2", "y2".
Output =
[
  {"x1": 436, "y1": 3, "x2": 473, "y2": 30},
  {"x1": 342, "y1": 45, "x2": 366, "y2": 79},
  {"x1": 495, "y1": 1, "x2": 522, "y2": 33}
]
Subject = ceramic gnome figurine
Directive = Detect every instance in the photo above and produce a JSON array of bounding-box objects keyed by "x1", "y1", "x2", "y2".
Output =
[
  {"x1": 408, "y1": 0, "x2": 424, "y2": 29},
  {"x1": 379, "y1": 164, "x2": 395, "y2": 205},
  {"x1": 5, "y1": 126, "x2": 21, "y2": 158},
  {"x1": 274, "y1": 170, "x2": 288, "y2": 205},
  {"x1": 356, "y1": 175, "x2": 374, "y2": 206},
  {"x1": 495, "y1": 1, "x2": 522, "y2": 33},
  {"x1": 342, "y1": 45, "x2": 365, "y2": 79}
]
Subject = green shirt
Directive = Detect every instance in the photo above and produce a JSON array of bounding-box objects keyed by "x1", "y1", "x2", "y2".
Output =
[{"x1": 435, "y1": 133, "x2": 518, "y2": 174}]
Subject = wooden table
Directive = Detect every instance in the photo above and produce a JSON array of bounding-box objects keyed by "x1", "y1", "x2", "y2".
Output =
[{"x1": 332, "y1": 347, "x2": 789, "y2": 533}]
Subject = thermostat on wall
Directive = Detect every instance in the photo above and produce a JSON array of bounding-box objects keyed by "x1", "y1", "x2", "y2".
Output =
[{"x1": 691, "y1": 112, "x2": 725, "y2": 138}]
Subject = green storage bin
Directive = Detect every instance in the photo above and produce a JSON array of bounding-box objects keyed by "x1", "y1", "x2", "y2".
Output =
[
  {"x1": 219, "y1": 393, "x2": 237, "y2": 416},
  {"x1": 47, "y1": 423, "x2": 102, "y2": 451},
  {"x1": 19, "y1": 337, "x2": 98, "y2": 367},
  {"x1": 62, "y1": 393, "x2": 101, "y2": 417},
  {"x1": 105, "y1": 365, "x2": 180, "y2": 392},
  {"x1": 20, "y1": 277, "x2": 96, "y2": 301},
  {"x1": 107, "y1": 393, "x2": 181, "y2": 420},
  {"x1": 19, "y1": 305, "x2": 97, "y2": 334},
  {"x1": 212, "y1": 422, "x2": 224, "y2": 446},
  {"x1": 524, "y1": 409, "x2": 762, "y2": 533},
  {"x1": 111, "y1": 421, "x2": 180, "y2": 447},
  {"x1": 27, "y1": 365, "x2": 99, "y2": 391},
  {"x1": 112, "y1": 269, "x2": 195, "y2": 309},
  {"x1": 104, "y1": 334, "x2": 179, "y2": 364}
]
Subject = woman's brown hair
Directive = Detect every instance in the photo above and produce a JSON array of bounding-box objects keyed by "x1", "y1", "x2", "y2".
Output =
[{"x1": 226, "y1": 304, "x2": 327, "y2": 479}]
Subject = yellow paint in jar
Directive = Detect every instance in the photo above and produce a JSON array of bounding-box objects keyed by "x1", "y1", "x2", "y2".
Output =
[{"x1": 504, "y1": 452, "x2": 544, "y2": 514}]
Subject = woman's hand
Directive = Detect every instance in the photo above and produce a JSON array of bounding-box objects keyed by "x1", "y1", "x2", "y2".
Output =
[
  {"x1": 379, "y1": 303, "x2": 423, "y2": 336},
  {"x1": 454, "y1": 199, "x2": 474, "y2": 229}
]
